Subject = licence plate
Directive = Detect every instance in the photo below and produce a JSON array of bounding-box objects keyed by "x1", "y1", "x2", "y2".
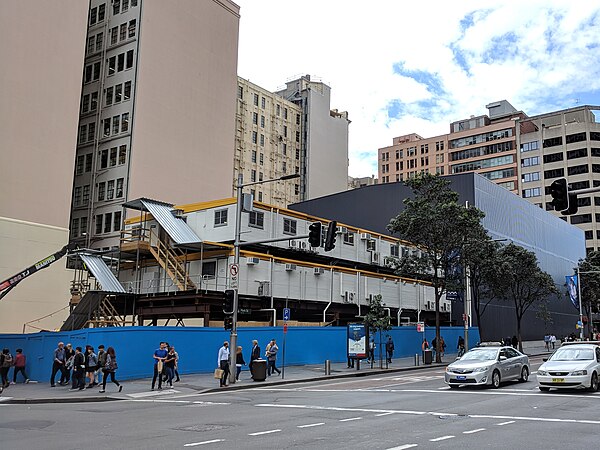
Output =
[
  {"x1": 552, "y1": 378, "x2": 565, "y2": 383},
  {"x1": 456, "y1": 376, "x2": 467, "y2": 380}
]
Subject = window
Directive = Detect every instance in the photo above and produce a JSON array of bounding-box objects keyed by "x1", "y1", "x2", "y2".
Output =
[
  {"x1": 284, "y1": 108, "x2": 288, "y2": 119},
  {"x1": 73, "y1": 187, "x2": 82, "y2": 206},
  {"x1": 96, "y1": 33, "x2": 103, "y2": 52},
  {"x1": 116, "y1": 178, "x2": 124, "y2": 197},
  {"x1": 121, "y1": 113, "x2": 129, "y2": 132},
  {"x1": 120, "y1": 23, "x2": 127, "y2": 41},
  {"x1": 118, "y1": 146, "x2": 126, "y2": 164},
  {"x1": 543, "y1": 136, "x2": 563, "y2": 148},
  {"x1": 259, "y1": 172, "x2": 263, "y2": 181},
  {"x1": 111, "y1": 27, "x2": 118, "y2": 45},
  {"x1": 249, "y1": 211, "x2": 264, "y2": 229},
  {"x1": 124, "y1": 81, "x2": 131, "y2": 100},
  {"x1": 296, "y1": 113, "x2": 300, "y2": 125},
  {"x1": 104, "y1": 213, "x2": 112, "y2": 233},
  {"x1": 85, "y1": 154, "x2": 93, "y2": 172},
  {"x1": 84, "y1": 65, "x2": 93, "y2": 83},
  {"x1": 296, "y1": 131, "x2": 300, "y2": 143},
  {"x1": 261, "y1": 97, "x2": 266, "y2": 108},
  {"x1": 214, "y1": 209, "x2": 228, "y2": 226},
  {"x1": 566, "y1": 132, "x2": 586, "y2": 144},
  {"x1": 522, "y1": 172, "x2": 540, "y2": 183},
  {"x1": 259, "y1": 153, "x2": 263, "y2": 165},
  {"x1": 282, "y1": 143, "x2": 287, "y2": 155},
  {"x1": 95, "y1": 215, "x2": 103, "y2": 235},
  {"x1": 98, "y1": 182, "x2": 106, "y2": 201},
  {"x1": 568, "y1": 164, "x2": 589, "y2": 175},
  {"x1": 98, "y1": 4, "x2": 106, "y2": 21},
  {"x1": 90, "y1": 92, "x2": 98, "y2": 111},
  {"x1": 258, "y1": 192, "x2": 263, "y2": 202},
  {"x1": 113, "y1": 211, "x2": 122, "y2": 232},
  {"x1": 113, "y1": 0, "x2": 120, "y2": 15},
  {"x1": 106, "y1": 87, "x2": 113, "y2": 106},
  {"x1": 343, "y1": 232, "x2": 354, "y2": 246},
  {"x1": 520, "y1": 141, "x2": 539, "y2": 152},
  {"x1": 283, "y1": 125, "x2": 287, "y2": 137},
  {"x1": 107, "y1": 180, "x2": 115, "y2": 200},
  {"x1": 391, "y1": 244, "x2": 399, "y2": 257},
  {"x1": 90, "y1": 7, "x2": 97, "y2": 25},
  {"x1": 108, "y1": 147, "x2": 116, "y2": 167},
  {"x1": 87, "y1": 123, "x2": 95, "y2": 142},
  {"x1": 100, "y1": 149, "x2": 108, "y2": 168},
  {"x1": 87, "y1": 37, "x2": 95, "y2": 55},
  {"x1": 282, "y1": 162, "x2": 287, "y2": 172},
  {"x1": 367, "y1": 240, "x2": 376, "y2": 251},
  {"x1": 237, "y1": 85, "x2": 243, "y2": 99},
  {"x1": 79, "y1": 125, "x2": 86, "y2": 144},
  {"x1": 80, "y1": 217, "x2": 88, "y2": 236},
  {"x1": 82, "y1": 185, "x2": 90, "y2": 204},
  {"x1": 108, "y1": 56, "x2": 115, "y2": 75},
  {"x1": 253, "y1": 93, "x2": 259, "y2": 106},
  {"x1": 122, "y1": 0, "x2": 129, "y2": 12},
  {"x1": 260, "y1": 134, "x2": 264, "y2": 146},
  {"x1": 260, "y1": 115, "x2": 265, "y2": 128},
  {"x1": 522, "y1": 188, "x2": 541, "y2": 198},
  {"x1": 276, "y1": 105, "x2": 280, "y2": 116},
  {"x1": 296, "y1": 149, "x2": 300, "y2": 160},
  {"x1": 117, "y1": 53, "x2": 124, "y2": 72},
  {"x1": 252, "y1": 131, "x2": 257, "y2": 144},
  {"x1": 521, "y1": 156, "x2": 539, "y2": 167},
  {"x1": 251, "y1": 151, "x2": 257, "y2": 163},
  {"x1": 567, "y1": 148, "x2": 588, "y2": 160},
  {"x1": 112, "y1": 115, "x2": 120, "y2": 134},
  {"x1": 93, "y1": 62, "x2": 100, "y2": 81},
  {"x1": 251, "y1": 170, "x2": 256, "y2": 182},
  {"x1": 252, "y1": 112, "x2": 258, "y2": 125},
  {"x1": 114, "y1": 84, "x2": 122, "y2": 103},
  {"x1": 543, "y1": 152, "x2": 564, "y2": 164},
  {"x1": 572, "y1": 214, "x2": 592, "y2": 224},
  {"x1": 543, "y1": 168, "x2": 564, "y2": 179},
  {"x1": 76, "y1": 155, "x2": 85, "y2": 175},
  {"x1": 103, "y1": 118, "x2": 111, "y2": 137},
  {"x1": 283, "y1": 218, "x2": 297, "y2": 235}
]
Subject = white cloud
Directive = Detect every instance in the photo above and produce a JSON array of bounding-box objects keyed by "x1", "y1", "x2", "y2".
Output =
[{"x1": 235, "y1": 0, "x2": 600, "y2": 177}]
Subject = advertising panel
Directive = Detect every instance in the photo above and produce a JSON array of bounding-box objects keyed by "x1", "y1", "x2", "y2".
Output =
[{"x1": 347, "y1": 323, "x2": 368, "y2": 359}]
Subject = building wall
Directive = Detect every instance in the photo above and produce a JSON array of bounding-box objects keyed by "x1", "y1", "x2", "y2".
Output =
[{"x1": 0, "y1": 218, "x2": 73, "y2": 333}]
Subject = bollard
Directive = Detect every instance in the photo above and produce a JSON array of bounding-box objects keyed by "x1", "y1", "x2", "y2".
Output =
[
  {"x1": 325, "y1": 359, "x2": 331, "y2": 375},
  {"x1": 415, "y1": 354, "x2": 420, "y2": 366}
]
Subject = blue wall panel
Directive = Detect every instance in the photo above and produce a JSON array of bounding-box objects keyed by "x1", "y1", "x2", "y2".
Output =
[{"x1": 0, "y1": 326, "x2": 479, "y2": 382}]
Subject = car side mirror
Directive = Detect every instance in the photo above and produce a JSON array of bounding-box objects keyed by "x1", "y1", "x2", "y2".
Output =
[
  {"x1": 542, "y1": 358, "x2": 548, "y2": 362},
  {"x1": 499, "y1": 356, "x2": 507, "y2": 361}
]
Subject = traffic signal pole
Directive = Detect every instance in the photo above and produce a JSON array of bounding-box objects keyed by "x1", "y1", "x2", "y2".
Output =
[{"x1": 229, "y1": 173, "x2": 243, "y2": 384}]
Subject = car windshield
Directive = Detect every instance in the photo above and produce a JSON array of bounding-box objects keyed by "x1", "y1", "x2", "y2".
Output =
[
  {"x1": 550, "y1": 348, "x2": 595, "y2": 361},
  {"x1": 460, "y1": 349, "x2": 498, "y2": 361}
]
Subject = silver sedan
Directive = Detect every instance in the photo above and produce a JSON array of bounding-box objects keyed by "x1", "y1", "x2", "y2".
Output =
[
  {"x1": 445, "y1": 345, "x2": 530, "y2": 388},
  {"x1": 537, "y1": 343, "x2": 600, "y2": 392}
]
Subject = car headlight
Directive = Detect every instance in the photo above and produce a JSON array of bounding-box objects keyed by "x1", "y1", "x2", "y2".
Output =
[
  {"x1": 571, "y1": 370, "x2": 588, "y2": 376},
  {"x1": 473, "y1": 366, "x2": 491, "y2": 373},
  {"x1": 446, "y1": 366, "x2": 453, "y2": 373},
  {"x1": 537, "y1": 370, "x2": 548, "y2": 376}
]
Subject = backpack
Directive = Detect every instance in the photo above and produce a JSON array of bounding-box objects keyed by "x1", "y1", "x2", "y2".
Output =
[{"x1": 1, "y1": 353, "x2": 13, "y2": 368}]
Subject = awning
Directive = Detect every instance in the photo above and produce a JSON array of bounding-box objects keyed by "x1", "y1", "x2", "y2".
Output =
[
  {"x1": 139, "y1": 199, "x2": 201, "y2": 245},
  {"x1": 79, "y1": 254, "x2": 126, "y2": 293}
]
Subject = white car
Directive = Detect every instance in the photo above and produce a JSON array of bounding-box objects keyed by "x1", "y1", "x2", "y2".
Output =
[{"x1": 537, "y1": 342, "x2": 600, "y2": 392}]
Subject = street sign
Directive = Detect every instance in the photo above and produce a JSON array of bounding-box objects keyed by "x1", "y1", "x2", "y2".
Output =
[
  {"x1": 283, "y1": 307, "x2": 290, "y2": 321},
  {"x1": 229, "y1": 263, "x2": 239, "y2": 289},
  {"x1": 416, "y1": 322, "x2": 425, "y2": 332},
  {"x1": 283, "y1": 323, "x2": 288, "y2": 333},
  {"x1": 446, "y1": 291, "x2": 458, "y2": 301}
]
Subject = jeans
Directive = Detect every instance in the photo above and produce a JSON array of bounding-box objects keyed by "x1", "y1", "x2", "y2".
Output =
[
  {"x1": 72, "y1": 369, "x2": 85, "y2": 389},
  {"x1": 13, "y1": 367, "x2": 28, "y2": 383},
  {"x1": 0, "y1": 367, "x2": 9, "y2": 387},
  {"x1": 220, "y1": 360, "x2": 230, "y2": 386},
  {"x1": 236, "y1": 365, "x2": 242, "y2": 380},
  {"x1": 152, "y1": 364, "x2": 163, "y2": 389},
  {"x1": 267, "y1": 359, "x2": 280, "y2": 376},
  {"x1": 102, "y1": 370, "x2": 120, "y2": 390},
  {"x1": 165, "y1": 366, "x2": 174, "y2": 385},
  {"x1": 50, "y1": 362, "x2": 67, "y2": 386}
]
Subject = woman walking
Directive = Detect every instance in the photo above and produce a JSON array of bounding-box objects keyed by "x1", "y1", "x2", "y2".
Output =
[
  {"x1": 85, "y1": 346, "x2": 98, "y2": 388},
  {"x1": 0, "y1": 348, "x2": 13, "y2": 388},
  {"x1": 164, "y1": 347, "x2": 177, "y2": 388},
  {"x1": 235, "y1": 346, "x2": 246, "y2": 381},
  {"x1": 99, "y1": 347, "x2": 122, "y2": 393}
]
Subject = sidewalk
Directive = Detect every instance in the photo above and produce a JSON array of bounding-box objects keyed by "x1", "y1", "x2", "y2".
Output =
[{"x1": 0, "y1": 340, "x2": 550, "y2": 404}]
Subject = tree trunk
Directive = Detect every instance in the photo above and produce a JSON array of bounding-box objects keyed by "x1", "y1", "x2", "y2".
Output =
[
  {"x1": 516, "y1": 310, "x2": 523, "y2": 353},
  {"x1": 435, "y1": 291, "x2": 441, "y2": 363}
]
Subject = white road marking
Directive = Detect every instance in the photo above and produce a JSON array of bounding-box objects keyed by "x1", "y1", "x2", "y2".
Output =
[
  {"x1": 248, "y1": 429, "x2": 281, "y2": 436},
  {"x1": 184, "y1": 439, "x2": 224, "y2": 447},
  {"x1": 430, "y1": 435, "x2": 455, "y2": 442},
  {"x1": 376, "y1": 412, "x2": 396, "y2": 416},
  {"x1": 0, "y1": 397, "x2": 13, "y2": 402},
  {"x1": 297, "y1": 422, "x2": 325, "y2": 428},
  {"x1": 127, "y1": 389, "x2": 179, "y2": 398},
  {"x1": 387, "y1": 444, "x2": 418, "y2": 449},
  {"x1": 192, "y1": 401, "x2": 231, "y2": 405},
  {"x1": 256, "y1": 404, "x2": 600, "y2": 426},
  {"x1": 130, "y1": 399, "x2": 190, "y2": 404},
  {"x1": 463, "y1": 428, "x2": 486, "y2": 434},
  {"x1": 496, "y1": 421, "x2": 516, "y2": 426},
  {"x1": 339, "y1": 417, "x2": 362, "y2": 422}
]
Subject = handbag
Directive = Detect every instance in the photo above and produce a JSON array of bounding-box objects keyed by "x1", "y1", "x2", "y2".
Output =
[
  {"x1": 214, "y1": 368, "x2": 224, "y2": 379},
  {"x1": 157, "y1": 360, "x2": 163, "y2": 372}
]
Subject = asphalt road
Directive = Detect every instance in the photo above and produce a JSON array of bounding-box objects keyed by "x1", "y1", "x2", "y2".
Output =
[{"x1": 1, "y1": 356, "x2": 598, "y2": 449}]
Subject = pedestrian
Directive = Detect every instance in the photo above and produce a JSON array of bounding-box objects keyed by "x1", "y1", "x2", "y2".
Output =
[
  {"x1": 151, "y1": 342, "x2": 168, "y2": 390},
  {"x1": 50, "y1": 342, "x2": 67, "y2": 387},
  {"x1": 369, "y1": 337, "x2": 375, "y2": 363},
  {"x1": 99, "y1": 346, "x2": 122, "y2": 393},
  {"x1": 85, "y1": 345, "x2": 98, "y2": 388},
  {"x1": 544, "y1": 334, "x2": 550, "y2": 350},
  {"x1": 385, "y1": 336, "x2": 394, "y2": 363},
  {"x1": 431, "y1": 337, "x2": 437, "y2": 360},
  {"x1": 171, "y1": 345, "x2": 180, "y2": 382},
  {"x1": 511, "y1": 335, "x2": 518, "y2": 349},
  {"x1": 217, "y1": 341, "x2": 230, "y2": 387},
  {"x1": 550, "y1": 334, "x2": 556, "y2": 349},
  {"x1": 266, "y1": 339, "x2": 281, "y2": 376},
  {"x1": 440, "y1": 336, "x2": 446, "y2": 358},
  {"x1": 12, "y1": 349, "x2": 29, "y2": 384},
  {"x1": 164, "y1": 347, "x2": 176, "y2": 388},
  {"x1": 70, "y1": 347, "x2": 86, "y2": 391},
  {"x1": 235, "y1": 346, "x2": 246, "y2": 381},
  {"x1": 64, "y1": 343, "x2": 75, "y2": 384},
  {"x1": 0, "y1": 348, "x2": 13, "y2": 388},
  {"x1": 457, "y1": 336, "x2": 465, "y2": 357},
  {"x1": 249, "y1": 340, "x2": 260, "y2": 378},
  {"x1": 96, "y1": 345, "x2": 106, "y2": 385},
  {"x1": 421, "y1": 338, "x2": 429, "y2": 363}
]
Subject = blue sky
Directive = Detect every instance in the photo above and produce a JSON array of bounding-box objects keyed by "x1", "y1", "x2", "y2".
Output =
[{"x1": 235, "y1": 0, "x2": 600, "y2": 177}]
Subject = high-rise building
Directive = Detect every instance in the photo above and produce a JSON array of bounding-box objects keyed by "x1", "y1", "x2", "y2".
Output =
[
  {"x1": 0, "y1": 1, "x2": 89, "y2": 333},
  {"x1": 70, "y1": 0, "x2": 240, "y2": 250}
]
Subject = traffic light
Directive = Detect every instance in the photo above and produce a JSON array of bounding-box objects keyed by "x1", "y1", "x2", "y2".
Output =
[
  {"x1": 549, "y1": 178, "x2": 569, "y2": 211},
  {"x1": 324, "y1": 221, "x2": 337, "y2": 252},
  {"x1": 562, "y1": 193, "x2": 579, "y2": 216},
  {"x1": 308, "y1": 222, "x2": 322, "y2": 247},
  {"x1": 223, "y1": 289, "x2": 234, "y2": 314},
  {"x1": 224, "y1": 315, "x2": 233, "y2": 330}
]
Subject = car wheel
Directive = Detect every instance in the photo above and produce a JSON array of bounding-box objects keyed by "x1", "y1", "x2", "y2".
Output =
[
  {"x1": 588, "y1": 372, "x2": 598, "y2": 392},
  {"x1": 539, "y1": 386, "x2": 550, "y2": 392},
  {"x1": 519, "y1": 366, "x2": 529, "y2": 382},
  {"x1": 491, "y1": 370, "x2": 501, "y2": 389}
]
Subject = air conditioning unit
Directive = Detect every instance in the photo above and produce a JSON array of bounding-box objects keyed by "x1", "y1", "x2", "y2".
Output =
[
  {"x1": 285, "y1": 263, "x2": 297, "y2": 271},
  {"x1": 299, "y1": 241, "x2": 308, "y2": 250},
  {"x1": 360, "y1": 233, "x2": 371, "y2": 240},
  {"x1": 258, "y1": 281, "x2": 270, "y2": 297},
  {"x1": 336, "y1": 226, "x2": 348, "y2": 234},
  {"x1": 313, "y1": 267, "x2": 324, "y2": 275},
  {"x1": 383, "y1": 256, "x2": 395, "y2": 266},
  {"x1": 371, "y1": 252, "x2": 380, "y2": 265},
  {"x1": 246, "y1": 257, "x2": 260, "y2": 265},
  {"x1": 289, "y1": 240, "x2": 298, "y2": 249},
  {"x1": 342, "y1": 291, "x2": 355, "y2": 303}
]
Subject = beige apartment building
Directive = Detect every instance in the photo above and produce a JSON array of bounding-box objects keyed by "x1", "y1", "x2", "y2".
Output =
[
  {"x1": 70, "y1": 0, "x2": 240, "y2": 251},
  {"x1": 0, "y1": 1, "x2": 89, "y2": 333}
]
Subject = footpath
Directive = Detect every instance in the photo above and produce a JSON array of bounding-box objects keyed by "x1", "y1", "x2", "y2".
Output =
[{"x1": 0, "y1": 341, "x2": 550, "y2": 405}]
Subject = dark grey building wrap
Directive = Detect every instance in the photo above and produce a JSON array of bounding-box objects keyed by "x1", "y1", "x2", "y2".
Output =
[{"x1": 291, "y1": 173, "x2": 586, "y2": 341}]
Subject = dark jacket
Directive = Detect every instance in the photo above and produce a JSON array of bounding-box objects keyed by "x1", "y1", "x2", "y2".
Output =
[
  {"x1": 236, "y1": 352, "x2": 246, "y2": 365},
  {"x1": 251, "y1": 345, "x2": 261, "y2": 361},
  {"x1": 73, "y1": 353, "x2": 85, "y2": 372}
]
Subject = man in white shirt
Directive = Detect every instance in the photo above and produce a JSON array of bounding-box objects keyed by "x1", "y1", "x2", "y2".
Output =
[{"x1": 217, "y1": 341, "x2": 230, "y2": 387}]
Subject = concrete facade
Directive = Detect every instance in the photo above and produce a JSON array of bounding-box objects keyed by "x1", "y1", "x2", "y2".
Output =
[{"x1": 70, "y1": 0, "x2": 240, "y2": 251}]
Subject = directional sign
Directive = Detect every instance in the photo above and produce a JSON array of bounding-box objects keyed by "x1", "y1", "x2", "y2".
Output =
[
  {"x1": 229, "y1": 263, "x2": 239, "y2": 289},
  {"x1": 283, "y1": 307, "x2": 291, "y2": 322}
]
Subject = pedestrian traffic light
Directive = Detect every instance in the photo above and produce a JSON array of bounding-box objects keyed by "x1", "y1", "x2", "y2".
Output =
[
  {"x1": 549, "y1": 178, "x2": 569, "y2": 211},
  {"x1": 324, "y1": 221, "x2": 337, "y2": 252},
  {"x1": 223, "y1": 289, "x2": 234, "y2": 314},
  {"x1": 224, "y1": 315, "x2": 233, "y2": 330},
  {"x1": 308, "y1": 222, "x2": 322, "y2": 247}
]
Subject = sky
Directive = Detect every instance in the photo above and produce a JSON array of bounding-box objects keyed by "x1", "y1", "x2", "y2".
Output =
[{"x1": 234, "y1": 0, "x2": 600, "y2": 178}]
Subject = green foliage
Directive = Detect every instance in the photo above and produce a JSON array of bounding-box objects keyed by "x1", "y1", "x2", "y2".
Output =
[
  {"x1": 576, "y1": 251, "x2": 600, "y2": 335},
  {"x1": 364, "y1": 294, "x2": 392, "y2": 333}
]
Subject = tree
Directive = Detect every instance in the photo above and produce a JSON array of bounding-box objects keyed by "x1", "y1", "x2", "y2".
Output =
[
  {"x1": 576, "y1": 251, "x2": 600, "y2": 337},
  {"x1": 388, "y1": 173, "x2": 485, "y2": 362},
  {"x1": 364, "y1": 294, "x2": 392, "y2": 368},
  {"x1": 491, "y1": 243, "x2": 558, "y2": 352}
]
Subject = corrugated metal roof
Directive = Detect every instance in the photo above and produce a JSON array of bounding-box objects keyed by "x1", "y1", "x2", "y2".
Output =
[
  {"x1": 79, "y1": 254, "x2": 126, "y2": 293},
  {"x1": 140, "y1": 199, "x2": 201, "y2": 245}
]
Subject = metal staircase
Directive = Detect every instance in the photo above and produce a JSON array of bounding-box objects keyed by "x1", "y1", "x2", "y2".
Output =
[{"x1": 148, "y1": 229, "x2": 196, "y2": 291}]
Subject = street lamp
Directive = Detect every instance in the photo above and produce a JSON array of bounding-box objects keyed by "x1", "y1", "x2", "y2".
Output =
[{"x1": 229, "y1": 172, "x2": 300, "y2": 383}]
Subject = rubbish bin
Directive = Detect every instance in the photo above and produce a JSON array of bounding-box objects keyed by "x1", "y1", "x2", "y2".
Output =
[
  {"x1": 423, "y1": 349, "x2": 432, "y2": 365},
  {"x1": 251, "y1": 359, "x2": 267, "y2": 381}
]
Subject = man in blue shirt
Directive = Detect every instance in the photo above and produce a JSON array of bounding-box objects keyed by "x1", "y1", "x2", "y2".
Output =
[
  {"x1": 217, "y1": 341, "x2": 230, "y2": 387},
  {"x1": 152, "y1": 342, "x2": 168, "y2": 390}
]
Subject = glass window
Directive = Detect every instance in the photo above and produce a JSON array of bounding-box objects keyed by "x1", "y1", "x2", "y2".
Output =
[
  {"x1": 249, "y1": 211, "x2": 264, "y2": 229},
  {"x1": 251, "y1": 150, "x2": 257, "y2": 163},
  {"x1": 117, "y1": 53, "x2": 125, "y2": 72},
  {"x1": 113, "y1": 0, "x2": 120, "y2": 15},
  {"x1": 116, "y1": 178, "x2": 124, "y2": 197},
  {"x1": 105, "y1": 87, "x2": 113, "y2": 106},
  {"x1": 103, "y1": 118, "x2": 111, "y2": 136},
  {"x1": 118, "y1": 146, "x2": 127, "y2": 164},
  {"x1": 112, "y1": 115, "x2": 120, "y2": 134},
  {"x1": 98, "y1": 182, "x2": 106, "y2": 201},
  {"x1": 80, "y1": 217, "x2": 88, "y2": 236},
  {"x1": 121, "y1": 113, "x2": 129, "y2": 132},
  {"x1": 98, "y1": 4, "x2": 105, "y2": 21},
  {"x1": 122, "y1": 0, "x2": 129, "y2": 12},
  {"x1": 113, "y1": 211, "x2": 122, "y2": 232},
  {"x1": 89, "y1": 7, "x2": 97, "y2": 25},
  {"x1": 82, "y1": 186, "x2": 90, "y2": 204},
  {"x1": 72, "y1": 218, "x2": 80, "y2": 237},
  {"x1": 76, "y1": 155, "x2": 84, "y2": 175},
  {"x1": 87, "y1": 123, "x2": 95, "y2": 142},
  {"x1": 90, "y1": 92, "x2": 98, "y2": 111},
  {"x1": 85, "y1": 154, "x2": 93, "y2": 172},
  {"x1": 120, "y1": 23, "x2": 127, "y2": 41},
  {"x1": 95, "y1": 215, "x2": 103, "y2": 235},
  {"x1": 115, "y1": 84, "x2": 122, "y2": 103},
  {"x1": 100, "y1": 149, "x2": 108, "y2": 169},
  {"x1": 108, "y1": 56, "x2": 116, "y2": 75},
  {"x1": 87, "y1": 36, "x2": 95, "y2": 55},
  {"x1": 343, "y1": 232, "x2": 354, "y2": 246},
  {"x1": 124, "y1": 81, "x2": 131, "y2": 100},
  {"x1": 96, "y1": 32, "x2": 103, "y2": 52},
  {"x1": 214, "y1": 209, "x2": 228, "y2": 226},
  {"x1": 79, "y1": 125, "x2": 87, "y2": 144},
  {"x1": 283, "y1": 218, "x2": 297, "y2": 235},
  {"x1": 111, "y1": 27, "x2": 118, "y2": 45},
  {"x1": 104, "y1": 213, "x2": 112, "y2": 233},
  {"x1": 110, "y1": 147, "x2": 117, "y2": 166},
  {"x1": 73, "y1": 187, "x2": 82, "y2": 206},
  {"x1": 107, "y1": 180, "x2": 115, "y2": 200}
]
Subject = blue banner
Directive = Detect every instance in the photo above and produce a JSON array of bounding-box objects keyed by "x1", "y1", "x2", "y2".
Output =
[{"x1": 566, "y1": 275, "x2": 579, "y2": 310}]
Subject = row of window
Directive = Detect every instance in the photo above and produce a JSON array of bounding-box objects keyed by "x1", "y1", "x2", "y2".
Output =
[
  {"x1": 450, "y1": 141, "x2": 513, "y2": 162},
  {"x1": 522, "y1": 187, "x2": 541, "y2": 198},
  {"x1": 451, "y1": 155, "x2": 514, "y2": 173},
  {"x1": 113, "y1": 0, "x2": 137, "y2": 16},
  {"x1": 89, "y1": 4, "x2": 106, "y2": 26},
  {"x1": 84, "y1": 62, "x2": 101, "y2": 84},
  {"x1": 81, "y1": 91, "x2": 99, "y2": 114},
  {"x1": 73, "y1": 185, "x2": 91, "y2": 207},
  {"x1": 95, "y1": 211, "x2": 123, "y2": 235},
  {"x1": 97, "y1": 178, "x2": 125, "y2": 201},
  {"x1": 481, "y1": 168, "x2": 515, "y2": 181},
  {"x1": 79, "y1": 122, "x2": 96, "y2": 144},
  {"x1": 87, "y1": 32, "x2": 104, "y2": 55},
  {"x1": 522, "y1": 171, "x2": 540, "y2": 183},
  {"x1": 99, "y1": 145, "x2": 127, "y2": 169},
  {"x1": 71, "y1": 217, "x2": 88, "y2": 238},
  {"x1": 75, "y1": 154, "x2": 93, "y2": 175},
  {"x1": 110, "y1": 20, "x2": 136, "y2": 46},
  {"x1": 102, "y1": 113, "x2": 130, "y2": 137},
  {"x1": 107, "y1": 50, "x2": 134, "y2": 75},
  {"x1": 520, "y1": 141, "x2": 540, "y2": 152},
  {"x1": 449, "y1": 129, "x2": 513, "y2": 149},
  {"x1": 106, "y1": 81, "x2": 132, "y2": 106}
]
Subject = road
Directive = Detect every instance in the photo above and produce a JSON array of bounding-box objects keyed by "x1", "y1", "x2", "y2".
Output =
[{"x1": 1, "y1": 356, "x2": 598, "y2": 449}]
